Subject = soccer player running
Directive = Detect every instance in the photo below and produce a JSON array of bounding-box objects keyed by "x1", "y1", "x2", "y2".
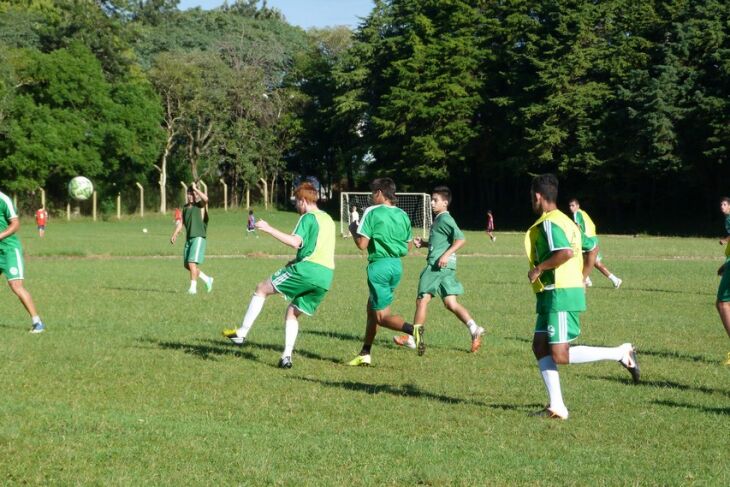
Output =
[
  {"x1": 715, "y1": 197, "x2": 730, "y2": 365},
  {"x1": 222, "y1": 182, "x2": 335, "y2": 369},
  {"x1": 486, "y1": 210, "x2": 495, "y2": 242},
  {"x1": 568, "y1": 198, "x2": 622, "y2": 289},
  {"x1": 170, "y1": 183, "x2": 214, "y2": 295},
  {"x1": 393, "y1": 186, "x2": 485, "y2": 353},
  {"x1": 0, "y1": 191, "x2": 45, "y2": 333},
  {"x1": 526, "y1": 174, "x2": 639, "y2": 420},
  {"x1": 347, "y1": 177, "x2": 421, "y2": 365},
  {"x1": 35, "y1": 207, "x2": 48, "y2": 238},
  {"x1": 246, "y1": 210, "x2": 258, "y2": 238}
]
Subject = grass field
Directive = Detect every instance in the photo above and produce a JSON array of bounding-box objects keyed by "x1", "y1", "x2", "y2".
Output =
[{"x1": 1, "y1": 209, "x2": 728, "y2": 485}]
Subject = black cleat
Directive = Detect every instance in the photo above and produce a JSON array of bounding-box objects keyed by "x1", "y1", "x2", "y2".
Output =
[
  {"x1": 619, "y1": 345, "x2": 640, "y2": 384},
  {"x1": 278, "y1": 356, "x2": 293, "y2": 369}
]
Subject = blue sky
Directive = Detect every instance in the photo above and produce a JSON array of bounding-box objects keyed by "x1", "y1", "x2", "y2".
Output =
[{"x1": 176, "y1": 0, "x2": 375, "y2": 29}]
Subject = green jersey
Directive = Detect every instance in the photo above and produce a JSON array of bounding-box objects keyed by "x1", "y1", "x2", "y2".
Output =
[
  {"x1": 183, "y1": 203, "x2": 207, "y2": 239},
  {"x1": 357, "y1": 204, "x2": 412, "y2": 262},
  {"x1": 0, "y1": 191, "x2": 21, "y2": 251},
  {"x1": 292, "y1": 210, "x2": 336, "y2": 290},
  {"x1": 724, "y1": 214, "x2": 730, "y2": 257},
  {"x1": 426, "y1": 211, "x2": 464, "y2": 270}
]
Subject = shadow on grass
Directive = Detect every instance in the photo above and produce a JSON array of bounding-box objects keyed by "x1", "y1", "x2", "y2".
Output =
[
  {"x1": 629, "y1": 287, "x2": 715, "y2": 296},
  {"x1": 295, "y1": 376, "x2": 541, "y2": 412},
  {"x1": 103, "y1": 286, "x2": 177, "y2": 294},
  {"x1": 652, "y1": 399, "x2": 730, "y2": 416},
  {"x1": 301, "y1": 329, "x2": 362, "y2": 343},
  {"x1": 587, "y1": 375, "x2": 730, "y2": 398},
  {"x1": 636, "y1": 347, "x2": 718, "y2": 365}
]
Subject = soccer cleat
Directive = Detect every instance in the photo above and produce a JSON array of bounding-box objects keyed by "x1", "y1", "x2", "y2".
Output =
[
  {"x1": 470, "y1": 326, "x2": 486, "y2": 353},
  {"x1": 347, "y1": 354, "x2": 371, "y2": 366},
  {"x1": 278, "y1": 356, "x2": 293, "y2": 369},
  {"x1": 205, "y1": 277, "x2": 214, "y2": 293},
  {"x1": 222, "y1": 328, "x2": 246, "y2": 346},
  {"x1": 413, "y1": 324, "x2": 425, "y2": 356},
  {"x1": 29, "y1": 322, "x2": 45, "y2": 334},
  {"x1": 187, "y1": 288, "x2": 197, "y2": 295},
  {"x1": 619, "y1": 344, "x2": 640, "y2": 384},
  {"x1": 529, "y1": 406, "x2": 568, "y2": 420},
  {"x1": 393, "y1": 334, "x2": 416, "y2": 349},
  {"x1": 584, "y1": 276, "x2": 593, "y2": 287},
  {"x1": 613, "y1": 278, "x2": 622, "y2": 289}
]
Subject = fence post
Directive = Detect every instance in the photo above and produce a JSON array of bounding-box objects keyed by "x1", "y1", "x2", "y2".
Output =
[
  {"x1": 135, "y1": 182, "x2": 144, "y2": 217},
  {"x1": 220, "y1": 178, "x2": 227, "y2": 211},
  {"x1": 39, "y1": 188, "x2": 46, "y2": 209},
  {"x1": 66, "y1": 202, "x2": 71, "y2": 221},
  {"x1": 13, "y1": 193, "x2": 17, "y2": 209},
  {"x1": 92, "y1": 191, "x2": 97, "y2": 221},
  {"x1": 116, "y1": 193, "x2": 121, "y2": 219}
]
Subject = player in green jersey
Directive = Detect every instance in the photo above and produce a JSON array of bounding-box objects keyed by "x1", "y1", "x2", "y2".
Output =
[
  {"x1": 0, "y1": 191, "x2": 45, "y2": 333},
  {"x1": 222, "y1": 182, "x2": 335, "y2": 369},
  {"x1": 526, "y1": 175, "x2": 639, "y2": 420},
  {"x1": 393, "y1": 186, "x2": 485, "y2": 353},
  {"x1": 170, "y1": 183, "x2": 214, "y2": 295},
  {"x1": 568, "y1": 199, "x2": 622, "y2": 289},
  {"x1": 715, "y1": 197, "x2": 730, "y2": 365},
  {"x1": 347, "y1": 177, "x2": 420, "y2": 366}
]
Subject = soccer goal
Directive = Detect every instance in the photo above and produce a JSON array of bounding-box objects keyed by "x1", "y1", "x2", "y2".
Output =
[{"x1": 340, "y1": 192, "x2": 433, "y2": 238}]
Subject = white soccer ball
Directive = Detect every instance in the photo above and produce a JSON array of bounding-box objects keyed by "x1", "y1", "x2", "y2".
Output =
[
  {"x1": 68, "y1": 176, "x2": 94, "y2": 201},
  {"x1": 142, "y1": 228, "x2": 148, "y2": 233}
]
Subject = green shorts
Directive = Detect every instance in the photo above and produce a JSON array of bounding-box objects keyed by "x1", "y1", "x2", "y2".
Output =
[
  {"x1": 367, "y1": 258, "x2": 402, "y2": 310},
  {"x1": 184, "y1": 237, "x2": 206, "y2": 264},
  {"x1": 718, "y1": 259, "x2": 730, "y2": 302},
  {"x1": 535, "y1": 311, "x2": 581, "y2": 344},
  {"x1": 582, "y1": 235, "x2": 598, "y2": 253},
  {"x1": 0, "y1": 246, "x2": 25, "y2": 281},
  {"x1": 417, "y1": 265, "x2": 463, "y2": 299},
  {"x1": 271, "y1": 265, "x2": 329, "y2": 316}
]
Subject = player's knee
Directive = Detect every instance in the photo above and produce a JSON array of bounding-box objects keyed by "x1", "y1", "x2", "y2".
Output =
[{"x1": 552, "y1": 349, "x2": 569, "y2": 365}]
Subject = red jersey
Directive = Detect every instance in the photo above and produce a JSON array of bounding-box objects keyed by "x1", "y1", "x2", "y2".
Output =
[
  {"x1": 173, "y1": 208, "x2": 182, "y2": 224},
  {"x1": 35, "y1": 209, "x2": 48, "y2": 225}
]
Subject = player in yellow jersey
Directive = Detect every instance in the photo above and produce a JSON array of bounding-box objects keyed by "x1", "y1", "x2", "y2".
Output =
[
  {"x1": 222, "y1": 182, "x2": 335, "y2": 369},
  {"x1": 568, "y1": 199, "x2": 622, "y2": 288}
]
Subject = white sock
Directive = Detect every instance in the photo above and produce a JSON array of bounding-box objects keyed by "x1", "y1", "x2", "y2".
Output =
[
  {"x1": 608, "y1": 274, "x2": 619, "y2": 284},
  {"x1": 569, "y1": 345, "x2": 624, "y2": 364},
  {"x1": 31, "y1": 316, "x2": 41, "y2": 324},
  {"x1": 238, "y1": 294, "x2": 266, "y2": 337},
  {"x1": 188, "y1": 280, "x2": 197, "y2": 292},
  {"x1": 465, "y1": 319, "x2": 478, "y2": 335},
  {"x1": 198, "y1": 271, "x2": 211, "y2": 284},
  {"x1": 283, "y1": 318, "x2": 299, "y2": 357},
  {"x1": 538, "y1": 356, "x2": 567, "y2": 415}
]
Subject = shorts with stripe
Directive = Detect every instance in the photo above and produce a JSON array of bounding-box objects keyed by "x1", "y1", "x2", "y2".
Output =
[
  {"x1": 718, "y1": 258, "x2": 730, "y2": 302},
  {"x1": 271, "y1": 265, "x2": 328, "y2": 316},
  {"x1": 535, "y1": 311, "x2": 581, "y2": 344},
  {"x1": 183, "y1": 237, "x2": 206, "y2": 264},
  {"x1": 0, "y1": 246, "x2": 25, "y2": 281}
]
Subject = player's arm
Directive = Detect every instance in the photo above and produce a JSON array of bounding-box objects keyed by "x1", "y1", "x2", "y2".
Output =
[
  {"x1": 192, "y1": 184, "x2": 208, "y2": 205},
  {"x1": 349, "y1": 219, "x2": 370, "y2": 250},
  {"x1": 528, "y1": 249, "x2": 573, "y2": 283},
  {"x1": 0, "y1": 217, "x2": 19, "y2": 241},
  {"x1": 255, "y1": 220, "x2": 302, "y2": 249},
  {"x1": 170, "y1": 220, "x2": 183, "y2": 244},
  {"x1": 413, "y1": 237, "x2": 429, "y2": 248},
  {"x1": 437, "y1": 238, "x2": 465, "y2": 268}
]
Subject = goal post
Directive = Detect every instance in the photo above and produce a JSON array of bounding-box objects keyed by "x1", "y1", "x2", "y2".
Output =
[{"x1": 340, "y1": 192, "x2": 433, "y2": 239}]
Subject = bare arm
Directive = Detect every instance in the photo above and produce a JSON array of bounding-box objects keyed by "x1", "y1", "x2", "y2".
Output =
[
  {"x1": 0, "y1": 217, "x2": 19, "y2": 242},
  {"x1": 256, "y1": 220, "x2": 302, "y2": 249},
  {"x1": 528, "y1": 248, "x2": 573, "y2": 283},
  {"x1": 170, "y1": 221, "x2": 183, "y2": 244}
]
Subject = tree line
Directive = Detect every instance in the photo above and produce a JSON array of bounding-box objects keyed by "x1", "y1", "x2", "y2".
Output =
[{"x1": 1, "y1": 0, "x2": 728, "y2": 233}]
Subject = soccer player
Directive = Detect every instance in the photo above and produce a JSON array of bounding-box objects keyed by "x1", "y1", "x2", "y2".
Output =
[
  {"x1": 0, "y1": 191, "x2": 45, "y2": 333},
  {"x1": 393, "y1": 186, "x2": 485, "y2": 353},
  {"x1": 170, "y1": 183, "x2": 214, "y2": 295},
  {"x1": 173, "y1": 207, "x2": 182, "y2": 227},
  {"x1": 486, "y1": 210, "x2": 495, "y2": 242},
  {"x1": 715, "y1": 197, "x2": 730, "y2": 365},
  {"x1": 246, "y1": 210, "x2": 258, "y2": 238},
  {"x1": 526, "y1": 174, "x2": 639, "y2": 420},
  {"x1": 347, "y1": 177, "x2": 421, "y2": 365},
  {"x1": 222, "y1": 182, "x2": 335, "y2": 369},
  {"x1": 35, "y1": 207, "x2": 48, "y2": 238},
  {"x1": 568, "y1": 199, "x2": 622, "y2": 288}
]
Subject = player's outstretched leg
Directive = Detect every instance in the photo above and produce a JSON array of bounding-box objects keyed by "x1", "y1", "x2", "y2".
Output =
[
  {"x1": 223, "y1": 280, "x2": 276, "y2": 345},
  {"x1": 443, "y1": 295, "x2": 484, "y2": 353},
  {"x1": 9, "y1": 280, "x2": 44, "y2": 333}
]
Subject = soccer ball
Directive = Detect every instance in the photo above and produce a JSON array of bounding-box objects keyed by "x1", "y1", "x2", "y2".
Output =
[
  {"x1": 142, "y1": 228, "x2": 148, "y2": 233},
  {"x1": 68, "y1": 176, "x2": 94, "y2": 201}
]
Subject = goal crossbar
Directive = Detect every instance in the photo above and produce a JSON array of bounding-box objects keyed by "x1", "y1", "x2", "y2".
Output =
[{"x1": 340, "y1": 192, "x2": 433, "y2": 239}]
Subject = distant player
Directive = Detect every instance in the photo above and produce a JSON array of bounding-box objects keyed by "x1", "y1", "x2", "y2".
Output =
[
  {"x1": 246, "y1": 210, "x2": 258, "y2": 238},
  {"x1": 526, "y1": 174, "x2": 638, "y2": 420},
  {"x1": 486, "y1": 210, "x2": 495, "y2": 242},
  {"x1": 35, "y1": 207, "x2": 48, "y2": 238},
  {"x1": 0, "y1": 191, "x2": 45, "y2": 333},
  {"x1": 170, "y1": 183, "x2": 214, "y2": 295},
  {"x1": 568, "y1": 199, "x2": 622, "y2": 288},
  {"x1": 345, "y1": 205, "x2": 359, "y2": 239},
  {"x1": 393, "y1": 186, "x2": 485, "y2": 353},
  {"x1": 347, "y1": 177, "x2": 421, "y2": 365},
  {"x1": 222, "y1": 182, "x2": 335, "y2": 369},
  {"x1": 715, "y1": 196, "x2": 730, "y2": 365}
]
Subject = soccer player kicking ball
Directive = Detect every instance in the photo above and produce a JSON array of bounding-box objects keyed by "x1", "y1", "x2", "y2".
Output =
[
  {"x1": 347, "y1": 177, "x2": 421, "y2": 366},
  {"x1": 568, "y1": 199, "x2": 622, "y2": 289},
  {"x1": 526, "y1": 175, "x2": 639, "y2": 420},
  {"x1": 715, "y1": 197, "x2": 730, "y2": 365},
  {"x1": 0, "y1": 191, "x2": 45, "y2": 333},
  {"x1": 393, "y1": 186, "x2": 485, "y2": 353},
  {"x1": 170, "y1": 183, "x2": 214, "y2": 294},
  {"x1": 222, "y1": 183, "x2": 335, "y2": 369}
]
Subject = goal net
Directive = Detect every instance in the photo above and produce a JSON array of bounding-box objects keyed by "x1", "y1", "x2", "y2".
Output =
[{"x1": 340, "y1": 192, "x2": 433, "y2": 239}]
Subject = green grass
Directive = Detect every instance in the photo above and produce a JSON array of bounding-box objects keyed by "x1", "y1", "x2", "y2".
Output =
[{"x1": 1, "y1": 209, "x2": 728, "y2": 485}]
